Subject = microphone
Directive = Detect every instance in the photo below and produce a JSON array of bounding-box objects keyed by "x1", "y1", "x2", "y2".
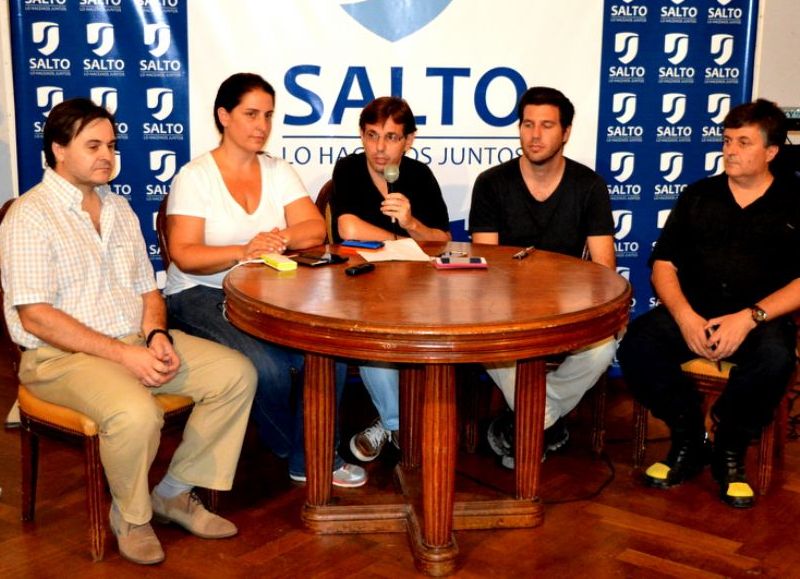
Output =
[
  {"x1": 384, "y1": 163, "x2": 400, "y2": 192},
  {"x1": 383, "y1": 164, "x2": 400, "y2": 225}
]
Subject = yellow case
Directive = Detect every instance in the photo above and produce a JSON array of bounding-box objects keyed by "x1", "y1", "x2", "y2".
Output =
[{"x1": 261, "y1": 253, "x2": 298, "y2": 271}]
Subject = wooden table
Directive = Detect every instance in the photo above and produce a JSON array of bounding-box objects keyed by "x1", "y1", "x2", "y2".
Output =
[{"x1": 223, "y1": 242, "x2": 630, "y2": 575}]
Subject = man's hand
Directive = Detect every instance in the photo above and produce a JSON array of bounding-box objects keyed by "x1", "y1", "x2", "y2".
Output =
[
  {"x1": 381, "y1": 193, "x2": 413, "y2": 228},
  {"x1": 704, "y1": 310, "x2": 754, "y2": 361},
  {"x1": 120, "y1": 335, "x2": 180, "y2": 388},
  {"x1": 674, "y1": 309, "x2": 715, "y2": 359}
]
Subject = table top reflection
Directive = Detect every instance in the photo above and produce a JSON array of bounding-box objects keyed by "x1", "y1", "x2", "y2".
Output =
[{"x1": 223, "y1": 241, "x2": 631, "y2": 365}]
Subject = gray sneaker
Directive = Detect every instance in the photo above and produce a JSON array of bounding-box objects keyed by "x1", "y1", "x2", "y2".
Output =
[
  {"x1": 495, "y1": 416, "x2": 570, "y2": 469},
  {"x1": 487, "y1": 410, "x2": 514, "y2": 459},
  {"x1": 350, "y1": 418, "x2": 392, "y2": 462},
  {"x1": 289, "y1": 463, "x2": 368, "y2": 488},
  {"x1": 543, "y1": 418, "x2": 570, "y2": 457}
]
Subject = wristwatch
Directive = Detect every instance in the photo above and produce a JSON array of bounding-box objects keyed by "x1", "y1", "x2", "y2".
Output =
[
  {"x1": 750, "y1": 305, "x2": 768, "y2": 324},
  {"x1": 146, "y1": 328, "x2": 173, "y2": 347}
]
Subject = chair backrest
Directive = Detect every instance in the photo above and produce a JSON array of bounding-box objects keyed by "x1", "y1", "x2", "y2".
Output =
[
  {"x1": 156, "y1": 195, "x2": 171, "y2": 269},
  {"x1": 0, "y1": 198, "x2": 13, "y2": 225},
  {"x1": 314, "y1": 179, "x2": 335, "y2": 244},
  {"x1": 0, "y1": 198, "x2": 22, "y2": 374}
]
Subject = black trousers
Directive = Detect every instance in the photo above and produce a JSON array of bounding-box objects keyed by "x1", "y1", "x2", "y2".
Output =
[{"x1": 618, "y1": 306, "x2": 796, "y2": 440}]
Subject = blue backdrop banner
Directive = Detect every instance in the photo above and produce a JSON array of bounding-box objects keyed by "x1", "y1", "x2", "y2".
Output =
[
  {"x1": 10, "y1": 0, "x2": 190, "y2": 287},
  {"x1": 8, "y1": 0, "x2": 759, "y2": 309},
  {"x1": 596, "y1": 0, "x2": 758, "y2": 319}
]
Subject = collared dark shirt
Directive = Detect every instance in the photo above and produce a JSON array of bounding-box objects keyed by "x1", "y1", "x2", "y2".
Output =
[
  {"x1": 469, "y1": 157, "x2": 613, "y2": 257},
  {"x1": 651, "y1": 173, "x2": 800, "y2": 318}
]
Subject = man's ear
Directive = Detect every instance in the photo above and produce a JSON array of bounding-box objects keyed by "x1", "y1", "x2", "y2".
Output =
[
  {"x1": 562, "y1": 125, "x2": 572, "y2": 145},
  {"x1": 52, "y1": 142, "x2": 65, "y2": 165},
  {"x1": 765, "y1": 144, "x2": 779, "y2": 164},
  {"x1": 404, "y1": 132, "x2": 416, "y2": 151}
]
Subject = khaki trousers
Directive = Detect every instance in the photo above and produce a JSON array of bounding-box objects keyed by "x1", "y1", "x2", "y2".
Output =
[{"x1": 19, "y1": 330, "x2": 256, "y2": 525}]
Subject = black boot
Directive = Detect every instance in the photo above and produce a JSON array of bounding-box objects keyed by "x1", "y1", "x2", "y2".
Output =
[
  {"x1": 643, "y1": 410, "x2": 710, "y2": 490},
  {"x1": 712, "y1": 425, "x2": 754, "y2": 509}
]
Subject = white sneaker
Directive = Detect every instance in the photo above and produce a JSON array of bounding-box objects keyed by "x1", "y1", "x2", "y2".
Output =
[
  {"x1": 349, "y1": 418, "x2": 391, "y2": 462},
  {"x1": 289, "y1": 463, "x2": 368, "y2": 488}
]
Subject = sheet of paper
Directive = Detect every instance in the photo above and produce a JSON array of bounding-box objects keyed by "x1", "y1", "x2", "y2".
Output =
[{"x1": 358, "y1": 238, "x2": 432, "y2": 262}]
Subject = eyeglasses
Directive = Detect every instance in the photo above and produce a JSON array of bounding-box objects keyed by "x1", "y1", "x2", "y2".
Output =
[{"x1": 363, "y1": 130, "x2": 405, "y2": 144}]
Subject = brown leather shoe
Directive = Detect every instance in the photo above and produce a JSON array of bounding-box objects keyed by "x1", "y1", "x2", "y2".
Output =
[
  {"x1": 151, "y1": 489, "x2": 237, "y2": 539},
  {"x1": 109, "y1": 503, "x2": 165, "y2": 565}
]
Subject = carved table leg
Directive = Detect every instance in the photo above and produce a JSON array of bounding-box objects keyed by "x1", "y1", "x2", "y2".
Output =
[
  {"x1": 303, "y1": 353, "x2": 335, "y2": 508},
  {"x1": 415, "y1": 364, "x2": 457, "y2": 575},
  {"x1": 400, "y1": 365, "x2": 424, "y2": 469},
  {"x1": 515, "y1": 358, "x2": 546, "y2": 500}
]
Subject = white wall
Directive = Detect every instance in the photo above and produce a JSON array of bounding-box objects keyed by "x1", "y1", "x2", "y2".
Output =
[
  {"x1": 754, "y1": 0, "x2": 800, "y2": 108},
  {"x1": 0, "y1": 0, "x2": 18, "y2": 203}
]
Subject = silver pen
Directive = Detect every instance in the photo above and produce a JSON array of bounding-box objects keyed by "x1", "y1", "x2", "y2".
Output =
[{"x1": 512, "y1": 246, "x2": 536, "y2": 259}]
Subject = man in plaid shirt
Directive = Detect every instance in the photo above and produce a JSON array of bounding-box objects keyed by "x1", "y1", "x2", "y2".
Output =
[{"x1": 0, "y1": 98, "x2": 256, "y2": 565}]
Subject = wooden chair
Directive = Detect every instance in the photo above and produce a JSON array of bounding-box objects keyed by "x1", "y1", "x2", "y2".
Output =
[
  {"x1": 0, "y1": 198, "x2": 205, "y2": 561},
  {"x1": 156, "y1": 195, "x2": 173, "y2": 268},
  {"x1": 314, "y1": 179, "x2": 335, "y2": 244},
  {"x1": 632, "y1": 357, "x2": 797, "y2": 495}
]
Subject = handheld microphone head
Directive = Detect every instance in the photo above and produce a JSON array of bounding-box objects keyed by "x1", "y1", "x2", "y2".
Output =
[
  {"x1": 383, "y1": 164, "x2": 401, "y2": 226},
  {"x1": 384, "y1": 164, "x2": 400, "y2": 185}
]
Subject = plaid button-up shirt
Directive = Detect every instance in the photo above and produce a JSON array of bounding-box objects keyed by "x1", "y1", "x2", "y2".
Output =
[{"x1": 0, "y1": 169, "x2": 156, "y2": 349}]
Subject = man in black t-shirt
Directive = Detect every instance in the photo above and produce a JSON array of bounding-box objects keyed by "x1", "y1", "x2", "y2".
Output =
[
  {"x1": 330, "y1": 97, "x2": 450, "y2": 243},
  {"x1": 618, "y1": 99, "x2": 800, "y2": 508},
  {"x1": 468, "y1": 87, "x2": 617, "y2": 468},
  {"x1": 330, "y1": 97, "x2": 450, "y2": 463}
]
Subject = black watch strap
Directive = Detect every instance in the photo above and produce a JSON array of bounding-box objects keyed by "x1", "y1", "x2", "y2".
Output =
[
  {"x1": 750, "y1": 305, "x2": 767, "y2": 324},
  {"x1": 145, "y1": 328, "x2": 173, "y2": 347}
]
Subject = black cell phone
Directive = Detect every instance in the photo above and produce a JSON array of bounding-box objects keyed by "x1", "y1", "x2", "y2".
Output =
[
  {"x1": 345, "y1": 263, "x2": 375, "y2": 276},
  {"x1": 291, "y1": 252, "x2": 349, "y2": 267},
  {"x1": 706, "y1": 324, "x2": 720, "y2": 351}
]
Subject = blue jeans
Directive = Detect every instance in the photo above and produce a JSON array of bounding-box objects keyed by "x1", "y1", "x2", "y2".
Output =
[
  {"x1": 358, "y1": 365, "x2": 399, "y2": 431},
  {"x1": 166, "y1": 285, "x2": 346, "y2": 476}
]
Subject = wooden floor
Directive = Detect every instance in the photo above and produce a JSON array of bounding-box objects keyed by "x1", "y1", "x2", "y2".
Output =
[{"x1": 1, "y1": 356, "x2": 799, "y2": 578}]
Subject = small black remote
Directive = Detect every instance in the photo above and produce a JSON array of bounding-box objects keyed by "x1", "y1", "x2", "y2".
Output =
[{"x1": 345, "y1": 263, "x2": 375, "y2": 276}]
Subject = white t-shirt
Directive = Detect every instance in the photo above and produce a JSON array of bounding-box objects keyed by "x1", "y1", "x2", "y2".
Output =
[{"x1": 164, "y1": 151, "x2": 308, "y2": 294}]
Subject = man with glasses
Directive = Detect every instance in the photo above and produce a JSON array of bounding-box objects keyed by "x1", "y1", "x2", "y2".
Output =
[
  {"x1": 330, "y1": 96, "x2": 450, "y2": 462},
  {"x1": 331, "y1": 96, "x2": 450, "y2": 243}
]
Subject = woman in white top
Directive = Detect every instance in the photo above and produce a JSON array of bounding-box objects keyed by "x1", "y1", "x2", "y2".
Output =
[{"x1": 164, "y1": 73, "x2": 365, "y2": 488}]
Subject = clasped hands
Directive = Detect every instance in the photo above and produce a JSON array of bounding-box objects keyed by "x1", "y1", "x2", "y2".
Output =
[
  {"x1": 242, "y1": 228, "x2": 289, "y2": 260},
  {"x1": 679, "y1": 309, "x2": 754, "y2": 362},
  {"x1": 123, "y1": 333, "x2": 180, "y2": 388}
]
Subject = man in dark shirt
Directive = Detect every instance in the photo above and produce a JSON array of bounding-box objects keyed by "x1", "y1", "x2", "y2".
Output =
[
  {"x1": 330, "y1": 97, "x2": 450, "y2": 243},
  {"x1": 469, "y1": 86, "x2": 617, "y2": 468},
  {"x1": 330, "y1": 97, "x2": 450, "y2": 462},
  {"x1": 618, "y1": 99, "x2": 800, "y2": 508}
]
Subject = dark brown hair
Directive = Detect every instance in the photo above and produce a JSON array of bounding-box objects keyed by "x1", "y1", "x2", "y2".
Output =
[
  {"x1": 358, "y1": 96, "x2": 417, "y2": 136},
  {"x1": 43, "y1": 98, "x2": 116, "y2": 168}
]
